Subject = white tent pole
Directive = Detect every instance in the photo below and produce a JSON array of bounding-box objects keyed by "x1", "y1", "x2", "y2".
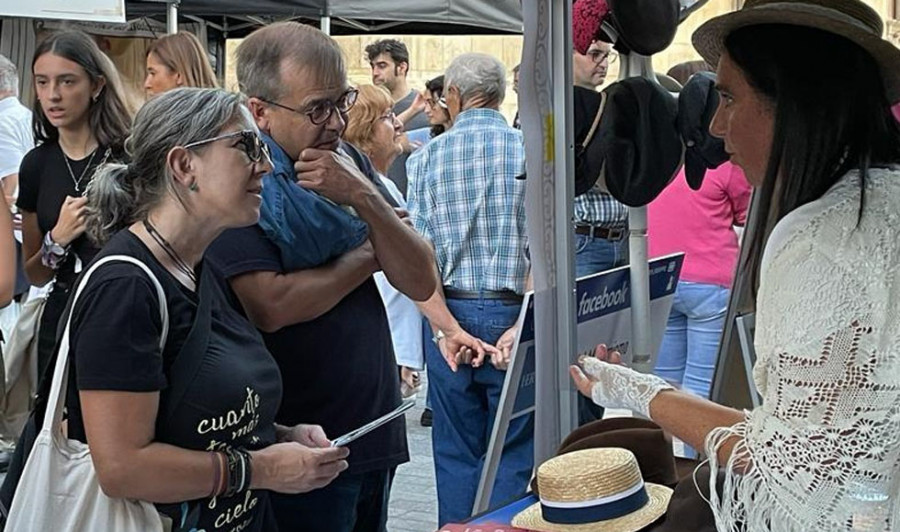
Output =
[
  {"x1": 320, "y1": 16, "x2": 331, "y2": 35},
  {"x1": 548, "y1": 0, "x2": 578, "y2": 453},
  {"x1": 522, "y1": 0, "x2": 578, "y2": 467},
  {"x1": 167, "y1": 1, "x2": 179, "y2": 34}
]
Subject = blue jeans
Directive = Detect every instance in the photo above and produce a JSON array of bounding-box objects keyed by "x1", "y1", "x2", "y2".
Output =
[
  {"x1": 425, "y1": 297, "x2": 534, "y2": 526},
  {"x1": 654, "y1": 282, "x2": 729, "y2": 456},
  {"x1": 270, "y1": 468, "x2": 394, "y2": 532},
  {"x1": 574, "y1": 232, "x2": 629, "y2": 278},
  {"x1": 574, "y1": 232, "x2": 629, "y2": 424},
  {"x1": 654, "y1": 281, "x2": 729, "y2": 397}
]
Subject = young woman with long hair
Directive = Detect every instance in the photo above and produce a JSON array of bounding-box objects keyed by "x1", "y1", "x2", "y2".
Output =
[
  {"x1": 16, "y1": 30, "x2": 133, "y2": 376},
  {"x1": 143, "y1": 32, "x2": 218, "y2": 97}
]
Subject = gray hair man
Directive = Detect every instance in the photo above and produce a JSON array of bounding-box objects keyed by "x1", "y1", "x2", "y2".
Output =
[
  {"x1": 205, "y1": 21, "x2": 435, "y2": 532},
  {"x1": 407, "y1": 52, "x2": 532, "y2": 526}
]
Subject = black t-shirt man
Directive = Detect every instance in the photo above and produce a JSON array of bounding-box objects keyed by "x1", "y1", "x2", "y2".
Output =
[{"x1": 206, "y1": 141, "x2": 408, "y2": 476}]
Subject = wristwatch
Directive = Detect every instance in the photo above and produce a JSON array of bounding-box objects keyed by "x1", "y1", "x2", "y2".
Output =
[
  {"x1": 41, "y1": 231, "x2": 68, "y2": 270},
  {"x1": 431, "y1": 329, "x2": 446, "y2": 345}
]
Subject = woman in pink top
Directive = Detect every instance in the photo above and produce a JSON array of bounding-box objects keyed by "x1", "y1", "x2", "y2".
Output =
[{"x1": 649, "y1": 161, "x2": 751, "y2": 405}]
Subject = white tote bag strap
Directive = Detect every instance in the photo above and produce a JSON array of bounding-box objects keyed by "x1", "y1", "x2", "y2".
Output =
[{"x1": 42, "y1": 255, "x2": 169, "y2": 435}]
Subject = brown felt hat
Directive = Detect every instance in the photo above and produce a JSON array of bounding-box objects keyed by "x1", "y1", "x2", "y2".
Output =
[
  {"x1": 531, "y1": 418, "x2": 698, "y2": 496},
  {"x1": 692, "y1": 0, "x2": 900, "y2": 103},
  {"x1": 640, "y1": 464, "x2": 724, "y2": 532}
]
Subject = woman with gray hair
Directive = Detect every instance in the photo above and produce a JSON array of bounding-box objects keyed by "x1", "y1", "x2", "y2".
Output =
[{"x1": 44, "y1": 87, "x2": 349, "y2": 532}]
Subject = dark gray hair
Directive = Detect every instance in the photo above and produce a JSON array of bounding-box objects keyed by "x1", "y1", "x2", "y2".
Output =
[
  {"x1": 235, "y1": 22, "x2": 345, "y2": 102},
  {"x1": 85, "y1": 88, "x2": 245, "y2": 245},
  {"x1": 444, "y1": 53, "x2": 506, "y2": 108},
  {"x1": 0, "y1": 54, "x2": 18, "y2": 96}
]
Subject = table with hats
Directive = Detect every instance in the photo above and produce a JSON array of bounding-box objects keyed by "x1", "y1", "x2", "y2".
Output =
[{"x1": 436, "y1": 418, "x2": 717, "y2": 532}]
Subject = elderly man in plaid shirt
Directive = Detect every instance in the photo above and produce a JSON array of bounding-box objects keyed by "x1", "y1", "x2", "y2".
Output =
[{"x1": 407, "y1": 52, "x2": 532, "y2": 526}]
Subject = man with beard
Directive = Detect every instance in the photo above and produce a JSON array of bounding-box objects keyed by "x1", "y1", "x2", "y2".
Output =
[{"x1": 365, "y1": 39, "x2": 430, "y2": 196}]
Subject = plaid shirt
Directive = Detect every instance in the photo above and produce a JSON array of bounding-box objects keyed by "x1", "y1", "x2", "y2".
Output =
[
  {"x1": 407, "y1": 108, "x2": 528, "y2": 294},
  {"x1": 573, "y1": 189, "x2": 628, "y2": 227}
]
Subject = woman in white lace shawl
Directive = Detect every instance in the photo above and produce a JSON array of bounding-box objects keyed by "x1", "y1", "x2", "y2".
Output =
[{"x1": 569, "y1": 0, "x2": 900, "y2": 530}]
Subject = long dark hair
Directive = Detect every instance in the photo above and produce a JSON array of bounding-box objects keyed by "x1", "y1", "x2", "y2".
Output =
[
  {"x1": 425, "y1": 75, "x2": 446, "y2": 138},
  {"x1": 726, "y1": 25, "x2": 900, "y2": 294},
  {"x1": 31, "y1": 31, "x2": 132, "y2": 151}
]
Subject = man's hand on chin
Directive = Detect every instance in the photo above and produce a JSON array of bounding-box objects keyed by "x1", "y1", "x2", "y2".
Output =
[{"x1": 294, "y1": 147, "x2": 377, "y2": 206}]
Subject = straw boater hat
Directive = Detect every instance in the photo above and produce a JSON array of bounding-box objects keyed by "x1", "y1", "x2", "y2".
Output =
[
  {"x1": 691, "y1": 0, "x2": 900, "y2": 103},
  {"x1": 512, "y1": 448, "x2": 672, "y2": 532}
]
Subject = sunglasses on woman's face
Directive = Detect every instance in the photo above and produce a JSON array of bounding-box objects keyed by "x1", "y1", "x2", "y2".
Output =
[{"x1": 184, "y1": 130, "x2": 271, "y2": 164}]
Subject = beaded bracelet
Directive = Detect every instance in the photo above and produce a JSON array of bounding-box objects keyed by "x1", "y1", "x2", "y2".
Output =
[{"x1": 40, "y1": 231, "x2": 68, "y2": 270}]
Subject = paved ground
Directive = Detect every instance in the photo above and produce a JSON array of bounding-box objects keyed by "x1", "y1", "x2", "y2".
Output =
[{"x1": 387, "y1": 376, "x2": 439, "y2": 532}]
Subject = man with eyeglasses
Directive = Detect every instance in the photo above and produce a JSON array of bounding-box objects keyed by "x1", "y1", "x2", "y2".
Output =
[
  {"x1": 571, "y1": 37, "x2": 629, "y2": 426},
  {"x1": 206, "y1": 22, "x2": 436, "y2": 532},
  {"x1": 574, "y1": 40, "x2": 617, "y2": 90}
]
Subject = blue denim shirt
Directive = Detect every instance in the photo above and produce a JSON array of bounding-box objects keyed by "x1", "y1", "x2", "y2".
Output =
[{"x1": 257, "y1": 133, "x2": 369, "y2": 271}]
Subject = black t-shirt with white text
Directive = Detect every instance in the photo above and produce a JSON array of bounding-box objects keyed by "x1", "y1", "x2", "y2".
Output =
[{"x1": 65, "y1": 231, "x2": 281, "y2": 532}]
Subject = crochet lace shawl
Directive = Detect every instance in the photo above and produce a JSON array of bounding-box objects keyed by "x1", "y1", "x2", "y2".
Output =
[{"x1": 705, "y1": 167, "x2": 900, "y2": 531}]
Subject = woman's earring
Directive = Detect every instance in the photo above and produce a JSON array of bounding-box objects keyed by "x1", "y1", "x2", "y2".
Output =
[{"x1": 189, "y1": 182, "x2": 199, "y2": 192}]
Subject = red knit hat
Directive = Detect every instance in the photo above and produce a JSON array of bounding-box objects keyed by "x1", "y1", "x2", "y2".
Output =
[{"x1": 573, "y1": 0, "x2": 610, "y2": 54}]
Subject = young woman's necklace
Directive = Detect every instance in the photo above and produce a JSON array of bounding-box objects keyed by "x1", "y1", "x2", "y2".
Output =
[
  {"x1": 143, "y1": 219, "x2": 198, "y2": 285},
  {"x1": 60, "y1": 144, "x2": 97, "y2": 193}
]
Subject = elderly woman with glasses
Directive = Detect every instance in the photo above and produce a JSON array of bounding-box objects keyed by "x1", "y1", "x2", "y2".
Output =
[
  {"x1": 344, "y1": 85, "x2": 404, "y2": 179},
  {"x1": 52, "y1": 88, "x2": 350, "y2": 532}
]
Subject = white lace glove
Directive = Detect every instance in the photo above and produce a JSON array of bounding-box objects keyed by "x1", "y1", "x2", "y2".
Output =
[{"x1": 580, "y1": 357, "x2": 674, "y2": 418}]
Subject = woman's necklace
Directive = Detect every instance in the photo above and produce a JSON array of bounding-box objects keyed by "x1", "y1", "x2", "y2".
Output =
[
  {"x1": 60, "y1": 144, "x2": 98, "y2": 193},
  {"x1": 143, "y1": 219, "x2": 198, "y2": 286}
]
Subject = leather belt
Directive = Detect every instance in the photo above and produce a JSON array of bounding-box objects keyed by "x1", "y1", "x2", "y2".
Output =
[
  {"x1": 443, "y1": 287, "x2": 523, "y2": 303},
  {"x1": 574, "y1": 224, "x2": 626, "y2": 241}
]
